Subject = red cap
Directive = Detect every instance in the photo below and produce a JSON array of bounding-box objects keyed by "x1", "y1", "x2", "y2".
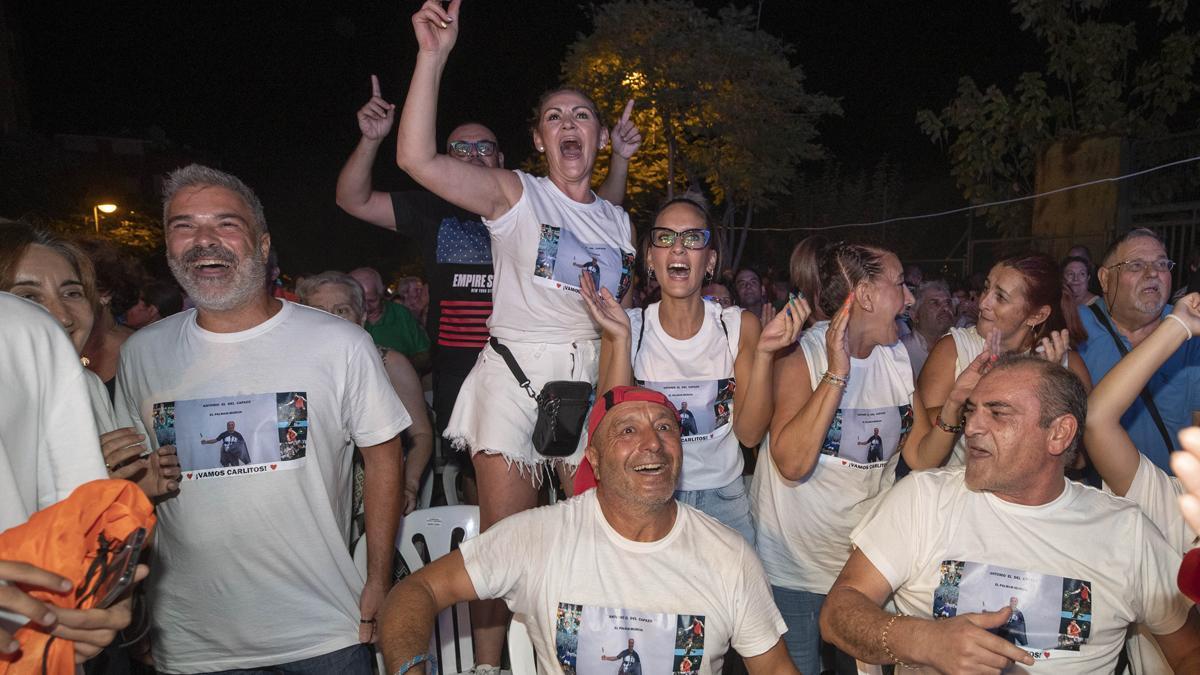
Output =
[
  {"x1": 1179, "y1": 549, "x2": 1200, "y2": 604},
  {"x1": 575, "y1": 386, "x2": 679, "y2": 494}
]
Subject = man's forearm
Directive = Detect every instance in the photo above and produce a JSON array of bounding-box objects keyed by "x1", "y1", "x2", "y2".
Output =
[
  {"x1": 362, "y1": 438, "x2": 404, "y2": 582},
  {"x1": 379, "y1": 575, "x2": 440, "y2": 674},
  {"x1": 821, "y1": 586, "x2": 928, "y2": 666},
  {"x1": 336, "y1": 136, "x2": 384, "y2": 213}
]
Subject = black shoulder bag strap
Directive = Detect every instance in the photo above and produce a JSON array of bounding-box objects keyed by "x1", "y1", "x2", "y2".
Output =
[
  {"x1": 489, "y1": 337, "x2": 538, "y2": 400},
  {"x1": 1087, "y1": 303, "x2": 1175, "y2": 454}
]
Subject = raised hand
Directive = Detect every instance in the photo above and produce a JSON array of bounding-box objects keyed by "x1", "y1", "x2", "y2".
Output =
[
  {"x1": 1034, "y1": 328, "x2": 1070, "y2": 364},
  {"x1": 99, "y1": 427, "x2": 150, "y2": 481},
  {"x1": 610, "y1": 99, "x2": 642, "y2": 160},
  {"x1": 947, "y1": 345, "x2": 996, "y2": 410},
  {"x1": 758, "y1": 295, "x2": 810, "y2": 355},
  {"x1": 1171, "y1": 292, "x2": 1200, "y2": 336},
  {"x1": 579, "y1": 269, "x2": 631, "y2": 340},
  {"x1": 412, "y1": 0, "x2": 461, "y2": 57},
  {"x1": 826, "y1": 293, "x2": 853, "y2": 377},
  {"x1": 357, "y1": 75, "x2": 396, "y2": 141},
  {"x1": 920, "y1": 607, "x2": 1036, "y2": 674}
]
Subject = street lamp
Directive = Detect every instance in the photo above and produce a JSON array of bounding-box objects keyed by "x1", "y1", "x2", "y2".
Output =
[{"x1": 93, "y1": 203, "x2": 117, "y2": 234}]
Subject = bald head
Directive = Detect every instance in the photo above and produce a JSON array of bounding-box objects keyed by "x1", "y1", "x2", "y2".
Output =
[
  {"x1": 447, "y1": 123, "x2": 502, "y2": 169},
  {"x1": 348, "y1": 267, "x2": 384, "y2": 323}
]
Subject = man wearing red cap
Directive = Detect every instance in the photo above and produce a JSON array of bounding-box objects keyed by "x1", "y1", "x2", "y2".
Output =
[{"x1": 378, "y1": 386, "x2": 796, "y2": 675}]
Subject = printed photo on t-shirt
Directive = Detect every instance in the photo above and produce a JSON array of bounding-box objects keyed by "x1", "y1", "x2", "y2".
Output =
[
  {"x1": 155, "y1": 391, "x2": 309, "y2": 481},
  {"x1": 637, "y1": 379, "x2": 734, "y2": 442},
  {"x1": 819, "y1": 404, "x2": 913, "y2": 467},
  {"x1": 555, "y1": 603, "x2": 705, "y2": 675},
  {"x1": 933, "y1": 560, "x2": 1092, "y2": 659},
  {"x1": 534, "y1": 223, "x2": 632, "y2": 298}
]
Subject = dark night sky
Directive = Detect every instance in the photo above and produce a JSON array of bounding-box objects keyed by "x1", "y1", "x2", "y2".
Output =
[{"x1": 8, "y1": 1, "x2": 1041, "y2": 274}]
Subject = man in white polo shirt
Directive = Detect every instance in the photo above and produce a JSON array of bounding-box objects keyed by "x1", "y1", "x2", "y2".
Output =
[
  {"x1": 819, "y1": 354, "x2": 1200, "y2": 674},
  {"x1": 378, "y1": 386, "x2": 794, "y2": 675}
]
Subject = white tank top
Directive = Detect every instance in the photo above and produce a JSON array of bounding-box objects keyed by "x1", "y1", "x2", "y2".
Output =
[
  {"x1": 483, "y1": 171, "x2": 635, "y2": 343},
  {"x1": 752, "y1": 321, "x2": 914, "y2": 593},
  {"x1": 629, "y1": 301, "x2": 744, "y2": 491}
]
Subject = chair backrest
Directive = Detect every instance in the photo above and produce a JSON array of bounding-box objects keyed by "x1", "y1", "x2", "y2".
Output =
[
  {"x1": 398, "y1": 505, "x2": 481, "y2": 675},
  {"x1": 507, "y1": 615, "x2": 537, "y2": 675}
]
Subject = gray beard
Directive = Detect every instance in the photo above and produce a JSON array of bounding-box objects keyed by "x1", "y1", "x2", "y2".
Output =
[{"x1": 168, "y1": 253, "x2": 268, "y2": 312}]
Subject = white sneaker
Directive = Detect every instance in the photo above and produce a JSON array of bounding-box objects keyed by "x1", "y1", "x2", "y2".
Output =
[{"x1": 457, "y1": 666, "x2": 503, "y2": 675}]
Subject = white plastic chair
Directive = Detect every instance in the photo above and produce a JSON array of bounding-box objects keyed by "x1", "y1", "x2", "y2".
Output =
[
  {"x1": 506, "y1": 615, "x2": 537, "y2": 675},
  {"x1": 399, "y1": 505, "x2": 481, "y2": 675}
]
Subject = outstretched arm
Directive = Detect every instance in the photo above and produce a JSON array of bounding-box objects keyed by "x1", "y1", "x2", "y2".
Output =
[
  {"x1": 395, "y1": 0, "x2": 520, "y2": 221},
  {"x1": 596, "y1": 100, "x2": 641, "y2": 206},
  {"x1": 335, "y1": 75, "x2": 400, "y2": 229},
  {"x1": 379, "y1": 550, "x2": 479, "y2": 673},
  {"x1": 1090, "y1": 294, "x2": 1200, "y2": 494}
]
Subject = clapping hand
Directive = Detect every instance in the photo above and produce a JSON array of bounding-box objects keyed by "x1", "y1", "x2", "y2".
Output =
[
  {"x1": 758, "y1": 295, "x2": 810, "y2": 355},
  {"x1": 357, "y1": 75, "x2": 396, "y2": 141},
  {"x1": 579, "y1": 270, "x2": 631, "y2": 340},
  {"x1": 826, "y1": 294, "x2": 853, "y2": 378},
  {"x1": 609, "y1": 100, "x2": 642, "y2": 160},
  {"x1": 1034, "y1": 328, "x2": 1070, "y2": 364}
]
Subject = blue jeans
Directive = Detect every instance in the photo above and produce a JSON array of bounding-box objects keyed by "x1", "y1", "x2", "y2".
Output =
[
  {"x1": 772, "y1": 585, "x2": 824, "y2": 675},
  {"x1": 675, "y1": 476, "x2": 755, "y2": 545},
  {"x1": 196, "y1": 644, "x2": 373, "y2": 675}
]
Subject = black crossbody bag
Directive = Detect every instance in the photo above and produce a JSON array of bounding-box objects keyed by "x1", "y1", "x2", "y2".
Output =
[
  {"x1": 489, "y1": 337, "x2": 593, "y2": 457},
  {"x1": 1088, "y1": 303, "x2": 1175, "y2": 455}
]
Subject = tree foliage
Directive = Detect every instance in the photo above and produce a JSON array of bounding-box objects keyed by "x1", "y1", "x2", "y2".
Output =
[
  {"x1": 918, "y1": 0, "x2": 1200, "y2": 235},
  {"x1": 559, "y1": 0, "x2": 841, "y2": 270}
]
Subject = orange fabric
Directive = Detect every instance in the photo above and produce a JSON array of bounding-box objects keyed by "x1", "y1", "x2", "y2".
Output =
[{"x1": 0, "y1": 480, "x2": 155, "y2": 675}]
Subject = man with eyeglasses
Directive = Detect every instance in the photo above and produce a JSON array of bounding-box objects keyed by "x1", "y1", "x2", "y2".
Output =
[
  {"x1": 1077, "y1": 227, "x2": 1200, "y2": 473},
  {"x1": 335, "y1": 75, "x2": 637, "y2": 451}
]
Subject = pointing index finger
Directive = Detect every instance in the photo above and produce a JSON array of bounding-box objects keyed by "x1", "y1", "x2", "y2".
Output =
[
  {"x1": 620, "y1": 99, "x2": 634, "y2": 124},
  {"x1": 370, "y1": 74, "x2": 381, "y2": 98}
]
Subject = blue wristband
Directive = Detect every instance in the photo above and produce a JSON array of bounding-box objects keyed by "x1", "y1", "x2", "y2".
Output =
[{"x1": 396, "y1": 653, "x2": 431, "y2": 675}]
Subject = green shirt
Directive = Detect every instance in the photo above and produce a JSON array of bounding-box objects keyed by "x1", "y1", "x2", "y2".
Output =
[{"x1": 364, "y1": 302, "x2": 430, "y2": 357}]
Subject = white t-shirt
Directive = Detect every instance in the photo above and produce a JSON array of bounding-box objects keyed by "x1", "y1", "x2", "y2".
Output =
[
  {"x1": 752, "y1": 321, "x2": 914, "y2": 593},
  {"x1": 852, "y1": 467, "x2": 1190, "y2": 674},
  {"x1": 900, "y1": 331, "x2": 931, "y2": 378},
  {"x1": 85, "y1": 368, "x2": 120, "y2": 435},
  {"x1": 0, "y1": 293, "x2": 106, "y2": 530},
  {"x1": 114, "y1": 300, "x2": 410, "y2": 673},
  {"x1": 484, "y1": 170, "x2": 634, "y2": 343},
  {"x1": 629, "y1": 301, "x2": 743, "y2": 491},
  {"x1": 461, "y1": 490, "x2": 786, "y2": 675}
]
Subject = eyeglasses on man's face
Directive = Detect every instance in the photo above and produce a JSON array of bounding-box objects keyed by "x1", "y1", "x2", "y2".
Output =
[
  {"x1": 447, "y1": 140, "x2": 498, "y2": 158},
  {"x1": 1107, "y1": 258, "x2": 1175, "y2": 274},
  {"x1": 649, "y1": 227, "x2": 711, "y2": 250}
]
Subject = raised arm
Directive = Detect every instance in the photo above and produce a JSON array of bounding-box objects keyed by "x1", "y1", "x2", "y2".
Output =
[
  {"x1": 595, "y1": 100, "x2": 641, "y2": 206},
  {"x1": 769, "y1": 296, "x2": 851, "y2": 481},
  {"x1": 335, "y1": 75, "x2": 400, "y2": 229},
  {"x1": 379, "y1": 550, "x2": 479, "y2": 674},
  {"x1": 1089, "y1": 294, "x2": 1200, "y2": 495},
  {"x1": 732, "y1": 296, "x2": 807, "y2": 447},
  {"x1": 395, "y1": 0, "x2": 521, "y2": 221}
]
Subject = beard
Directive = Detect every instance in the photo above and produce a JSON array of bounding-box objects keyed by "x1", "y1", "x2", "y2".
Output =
[{"x1": 168, "y1": 244, "x2": 268, "y2": 312}]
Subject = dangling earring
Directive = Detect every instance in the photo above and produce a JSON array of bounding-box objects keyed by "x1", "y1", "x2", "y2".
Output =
[
  {"x1": 704, "y1": 268, "x2": 714, "y2": 283},
  {"x1": 646, "y1": 267, "x2": 656, "y2": 281}
]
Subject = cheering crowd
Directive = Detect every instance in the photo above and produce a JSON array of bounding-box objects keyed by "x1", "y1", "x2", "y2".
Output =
[{"x1": 7, "y1": 1, "x2": 1200, "y2": 674}]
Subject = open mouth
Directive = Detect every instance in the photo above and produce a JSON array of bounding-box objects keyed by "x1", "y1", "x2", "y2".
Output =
[
  {"x1": 666, "y1": 262, "x2": 690, "y2": 281},
  {"x1": 632, "y1": 462, "x2": 665, "y2": 475},
  {"x1": 559, "y1": 137, "x2": 583, "y2": 160}
]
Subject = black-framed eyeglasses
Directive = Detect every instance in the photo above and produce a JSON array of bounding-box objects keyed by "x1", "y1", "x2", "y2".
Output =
[
  {"x1": 447, "y1": 140, "x2": 497, "y2": 158},
  {"x1": 649, "y1": 227, "x2": 711, "y2": 250},
  {"x1": 1107, "y1": 258, "x2": 1175, "y2": 274}
]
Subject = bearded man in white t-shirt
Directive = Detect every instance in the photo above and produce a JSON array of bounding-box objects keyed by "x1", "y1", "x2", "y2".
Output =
[
  {"x1": 115, "y1": 164, "x2": 409, "y2": 673},
  {"x1": 819, "y1": 354, "x2": 1200, "y2": 674},
  {"x1": 378, "y1": 385, "x2": 796, "y2": 675}
]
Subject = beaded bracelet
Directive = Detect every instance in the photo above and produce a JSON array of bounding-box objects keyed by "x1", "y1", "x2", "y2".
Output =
[
  {"x1": 882, "y1": 613, "x2": 918, "y2": 670},
  {"x1": 395, "y1": 653, "x2": 431, "y2": 675},
  {"x1": 821, "y1": 371, "x2": 849, "y2": 388},
  {"x1": 934, "y1": 412, "x2": 964, "y2": 434}
]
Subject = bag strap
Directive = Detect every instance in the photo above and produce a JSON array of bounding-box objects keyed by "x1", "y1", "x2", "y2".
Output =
[
  {"x1": 635, "y1": 308, "x2": 647, "y2": 354},
  {"x1": 1087, "y1": 303, "x2": 1175, "y2": 454},
  {"x1": 489, "y1": 337, "x2": 538, "y2": 400}
]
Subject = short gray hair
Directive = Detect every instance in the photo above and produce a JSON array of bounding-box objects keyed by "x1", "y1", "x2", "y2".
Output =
[
  {"x1": 296, "y1": 271, "x2": 365, "y2": 318},
  {"x1": 992, "y1": 354, "x2": 1087, "y2": 463},
  {"x1": 912, "y1": 279, "x2": 951, "y2": 312},
  {"x1": 162, "y1": 164, "x2": 268, "y2": 235}
]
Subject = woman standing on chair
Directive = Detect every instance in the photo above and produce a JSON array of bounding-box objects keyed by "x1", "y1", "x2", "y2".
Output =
[
  {"x1": 395, "y1": 2, "x2": 640, "y2": 671},
  {"x1": 752, "y1": 239, "x2": 977, "y2": 674},
  {"x1": 575, "y1": 196, "x2": 807, "y2": 543}
]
